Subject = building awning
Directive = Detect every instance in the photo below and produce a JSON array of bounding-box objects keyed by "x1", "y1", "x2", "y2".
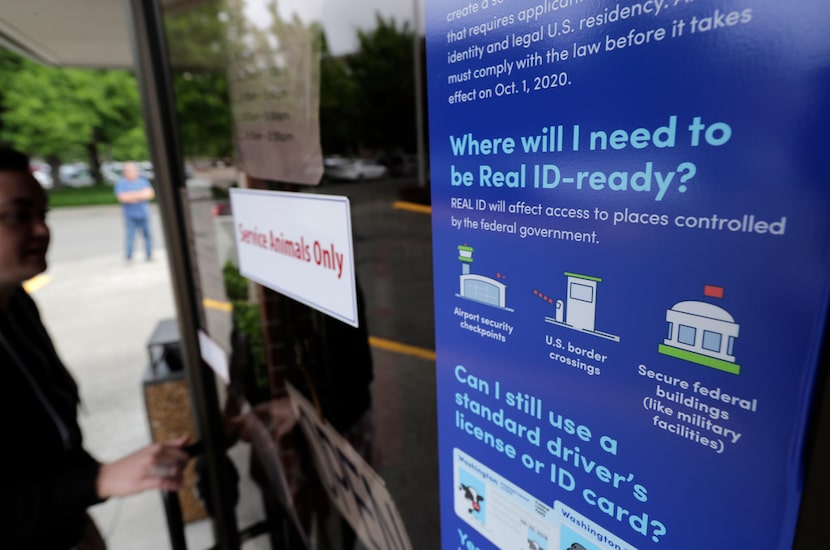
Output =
[{"x1": 0, "y1": 0, "x2": 205, "y2": 68}]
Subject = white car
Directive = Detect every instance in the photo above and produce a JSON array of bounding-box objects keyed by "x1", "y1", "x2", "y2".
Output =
[
  {"x1": 59, "y1": 163, "x2": 95, "y2": 187},
  {"x1": 30, "y1": 160, "x2": 53, "y2": 189},
  {"x1": 101, "y1": 161, "x2": 124, "y2": 184},
  {"x1": 325, "y1": 158, "x2": 387, "y2": 181},
  {"x1": 101, "y1": 161, "x2": 154, "y2": 183},
  {"x1": 32, "y1": 169, "x2": 53, "y2": 189}
]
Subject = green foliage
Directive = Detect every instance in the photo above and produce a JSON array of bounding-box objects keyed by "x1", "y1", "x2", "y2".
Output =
[
  {"x1": 211, "y1": 184, "x2": 231, "y2": 200},
  {"x1": 316, "y1": 14, "x2": 417, "y2": 155},
  {"x1": 320, "y1": 36, "x2": 360, "y2": 154},
  {"x1": 0, "y1": 42, "x2": 229, "y2": 172},
  {"x1": 348, "y1": 15, "x2": 416, "y2": 153},
  {"x1": 222, "y1": 260, "x2": 249, "y2": 301},
  {"x1": 86, "y1": 69, "x2": 145, "y2": 159},
  {"x1": 109, "y1": 126, "x2": 151, "y2": 161},
  {"x1": 164, "y1": 2, "x2": 234, "y2": 159},
  {"x1": 221, "y1": 261, "x2": 269, "y2": 399},
  {"x1": 231, "y1": 299, "x2": 269, "y2": 398},
  {"x1": 0, "y1": 49, "x2": 146, "y2": 179},
  {"x1": 0, "y1": 49, "x2": 25, "y2": 137},
  {"x1": 164, "y1": 1, "x2": 228, "y2": 71},
  {"x1": 1, "y1": 57, "x2": 94, "y2": 160},
  {"x1": 173, "y1": 71, "x2": 233, "y2": 159}
]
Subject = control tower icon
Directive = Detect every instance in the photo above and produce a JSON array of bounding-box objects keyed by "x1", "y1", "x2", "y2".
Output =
[{"x1": 455, "y1": 245, "x2": 512, "y2": 311}]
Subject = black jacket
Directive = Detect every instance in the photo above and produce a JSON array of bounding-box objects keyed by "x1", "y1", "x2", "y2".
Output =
[{"x1": 0, "y1": 287, "x2": 102, "y2": 549}]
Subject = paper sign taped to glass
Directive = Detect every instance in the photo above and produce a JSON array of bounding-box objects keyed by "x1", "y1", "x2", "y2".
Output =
[
  {"x1": 223, "y1": 0, "x2": 323, "y2": 185},
  {"x1": 286, "y1": 383, "x2": 413, "y2": 550}
]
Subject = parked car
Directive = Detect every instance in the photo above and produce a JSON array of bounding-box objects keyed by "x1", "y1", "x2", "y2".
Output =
[
  {"x1": 378, "y1": 153, "x2": 419, "y2": 177},
  {"x1": 324, "y1": 158, "x2": 388, "y2": 181},
  {"x1": 59, "y1": 162, "x2": 94, "y2": 187},
  {"x1": 101, "y1": 160, "x2": 155, "y2": 184},
  {"x1": 32, "y1": 170, "x2": 53, "y2": 189},
  {"x1": 138, "y1": 160, "x2": 155, "y2": 180},
  {"x1": 30, "y1": 160, "x2": 53, "y2": 189},
  {"x1": 101, "y1": 161, "x2": 124, "y2": 184}
]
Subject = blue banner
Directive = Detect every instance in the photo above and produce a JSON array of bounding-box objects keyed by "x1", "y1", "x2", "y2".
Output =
[{"x1": 425, "y1": 1, "x2": 830, "y2": 548}]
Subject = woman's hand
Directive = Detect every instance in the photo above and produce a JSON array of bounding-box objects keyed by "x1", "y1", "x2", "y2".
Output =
[{"x1": 96, "y1": 435, "x2": 190, "y2": 498}]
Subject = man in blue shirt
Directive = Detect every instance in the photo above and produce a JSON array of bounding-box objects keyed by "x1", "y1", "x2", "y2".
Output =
[{"x1": 114, "y1": 162, "x2": 155, "y2": 262}]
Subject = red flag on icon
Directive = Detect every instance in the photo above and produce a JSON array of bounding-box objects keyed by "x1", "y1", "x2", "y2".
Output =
[{"x1": 704, "y1": 285, "x2": 724, "y2": 299}]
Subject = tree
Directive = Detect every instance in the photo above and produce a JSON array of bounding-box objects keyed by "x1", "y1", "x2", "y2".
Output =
[
  {"x1": 1, "y1": 56, "x2": 89, "y2": 181},
  {"x1": 319, "y1": 31, "x2": 360, "y2": 155},
  {"x1": 173, "y1": 71, "x2": 234, "y2": 159},
  {"x1": 165, "y1": 2, "x2": 234, "y2": 159},
  {"x1": 76, "y1": 68, "x2": 146, "y2": 175},
  {"x1": 0, "y1": 51, "x2": 145, "y2": 184},
  {"x1": 347, "y1": 15, "x2": 416, "y2": 154},
  {"x1": 0, "y1": 49, "x2": 26, "y2": 141}
]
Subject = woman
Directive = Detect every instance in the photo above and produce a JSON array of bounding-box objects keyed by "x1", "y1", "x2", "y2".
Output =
[{"x1": 0, "y1": 147, "x2": 189, "y2": 549}]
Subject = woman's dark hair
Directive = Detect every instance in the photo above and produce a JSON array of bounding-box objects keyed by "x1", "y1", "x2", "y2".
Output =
[{"x1": 0, "y1": 148, "x2": 31, "y2": 171}]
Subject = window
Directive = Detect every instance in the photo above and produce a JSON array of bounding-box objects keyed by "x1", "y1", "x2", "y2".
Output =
[
  {"x1": 727, "y1": 336, "x2": 736, "y2": 356},
  {"x1": 678, "y1": 324, "x2": 696, "y2": 346},
  {"x1": 667, "y1": 322, "x2": 673, "y2": 340},
  {"x1": 570, "y1": 282, "x2": 594, "y2": 303},
  {"x1": 464, "y1": 280, "x2": 501, "y2": 307},
  {"x1": 702, "y1": 330, "x2": 722, "y2": 353}
]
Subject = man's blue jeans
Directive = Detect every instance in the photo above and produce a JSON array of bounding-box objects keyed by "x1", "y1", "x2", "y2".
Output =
[{"x1": 125, "y1": 216, "x2": 152, "y2": 260}]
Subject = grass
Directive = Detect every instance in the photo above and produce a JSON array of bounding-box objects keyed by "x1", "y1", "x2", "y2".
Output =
[
  {"x1": 46, "y1": 183, "x2": 122, "y2": 208},
  {"x1": 46, "y1": 182, "x2": 227, "y2": 208}
]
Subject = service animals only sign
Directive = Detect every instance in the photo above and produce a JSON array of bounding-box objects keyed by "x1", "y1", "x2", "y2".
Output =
[
  {"x1": 230, "y1": 188, "x2": 358, "y2": 326},
  {"x1": 286, "y1": 384, "x2": 412, "y2": 550}
]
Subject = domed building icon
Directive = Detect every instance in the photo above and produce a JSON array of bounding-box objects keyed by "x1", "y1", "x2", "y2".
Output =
[{"x1": 658, "y1": 285, "x2": 741, "y2": 375}]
